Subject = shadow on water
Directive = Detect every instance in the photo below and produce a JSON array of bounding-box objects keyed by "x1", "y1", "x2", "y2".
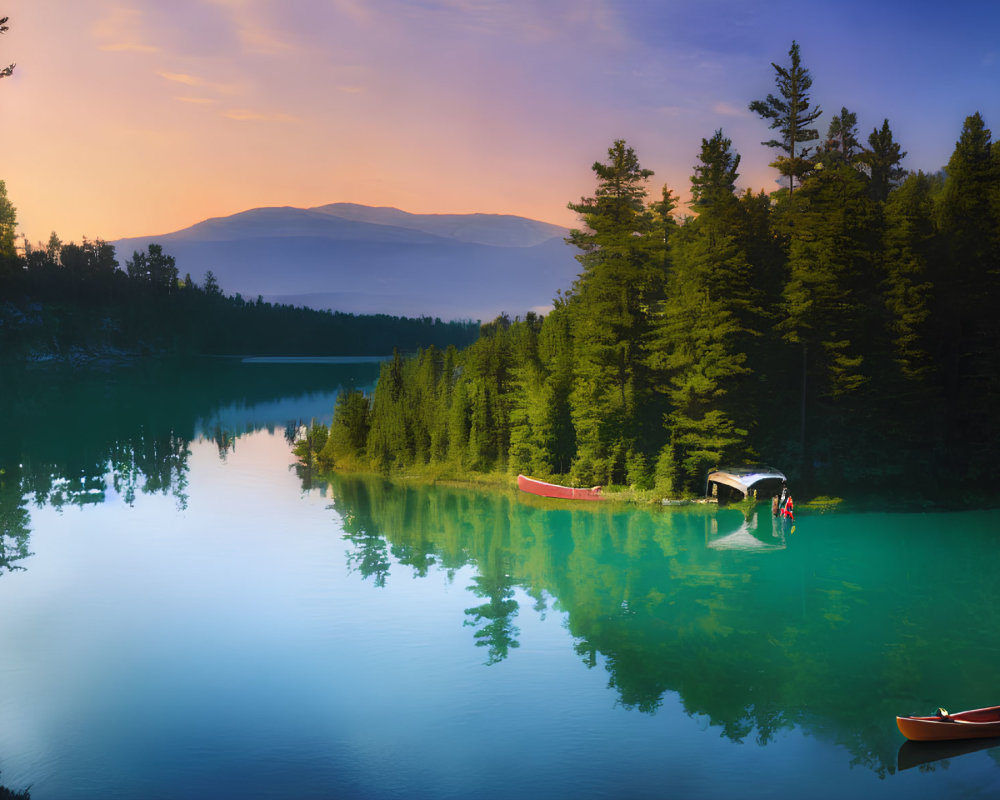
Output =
[
  {"x1": 897, "y1": 738, "x2": 1000, "y2": 772},
  {"x1": 304, "y1": 471, "x2": 1000, "y2": 779}
]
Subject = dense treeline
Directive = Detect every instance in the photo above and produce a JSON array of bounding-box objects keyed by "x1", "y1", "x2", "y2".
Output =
[
  {"x1": 0, "y1": 230, "x2": 479, "y2": 359},
  {"x1": 308, "y1": 43, "x2": 1000, "y2": 501}
]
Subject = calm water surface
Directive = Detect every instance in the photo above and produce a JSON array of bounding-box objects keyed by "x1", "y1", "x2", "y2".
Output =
[{"x1": 1, "y1": 360, "x2": 1000, "y2": 799}]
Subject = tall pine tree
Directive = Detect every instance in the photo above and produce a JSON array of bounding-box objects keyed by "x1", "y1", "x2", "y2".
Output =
[
  {"x1": 749, "y1": 41, "x2": 822, "y2": 196},
  {"x1": 565, "y1": 140, "x2": 668, "y2": 485},
  {"x1": 778, "y1": 160, "x2": 884, "y2": 483},
  {"x1": 931, "y1": 112, "x2": 1000, "y2": 470},
  {"x1": 649, "y1": 131, "x2": 756, "y2": 493},
  {"x1": 861, "y1": 119, "x2": 908, "y2": 202}
]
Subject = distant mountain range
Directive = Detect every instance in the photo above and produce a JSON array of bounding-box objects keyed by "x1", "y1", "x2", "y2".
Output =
[{"x1": 113, "y1": 203, "x2": 580, "y2": 321}]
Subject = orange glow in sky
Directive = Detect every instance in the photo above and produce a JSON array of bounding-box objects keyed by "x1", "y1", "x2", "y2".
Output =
[{"x1": 2, "y1": 1, "x2": 996, "y2": 245}]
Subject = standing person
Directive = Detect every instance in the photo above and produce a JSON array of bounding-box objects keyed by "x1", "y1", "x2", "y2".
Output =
[
  {"x1": 777, "y1": 481, "x2": 789, "y2": 515},
  {"x1": 781, "y1": 492, "x2": 794, "y2": 520}
]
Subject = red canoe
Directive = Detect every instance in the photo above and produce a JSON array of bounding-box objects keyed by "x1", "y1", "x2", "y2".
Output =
[
  {"x1": 517, "y1": 474, "x2": 605, "y2": 501},
  {"x1": 897, "y1": 706, "x2": 1000, "y2": 741}
]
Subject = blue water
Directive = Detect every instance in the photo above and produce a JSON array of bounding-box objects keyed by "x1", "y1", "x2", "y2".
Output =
[{"x1": 1, "y1": 361, "x2": 999, "y2": 799}]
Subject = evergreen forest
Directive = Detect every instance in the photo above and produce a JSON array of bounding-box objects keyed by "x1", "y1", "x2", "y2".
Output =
[
  {"x1": 0, "y1": 233, "x2": 479, "y2": 359},
  {"x1": 305, "y1": 42, "x2": 1000, "y2": 502}
]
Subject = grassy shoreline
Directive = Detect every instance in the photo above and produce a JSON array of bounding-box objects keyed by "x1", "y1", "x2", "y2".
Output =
[
  {"x1": 302, "y1": 458, "x2": 708, "y2": 506},
  {"x1": 303, "y1": 459, "x2": 860, "y2": 514}
]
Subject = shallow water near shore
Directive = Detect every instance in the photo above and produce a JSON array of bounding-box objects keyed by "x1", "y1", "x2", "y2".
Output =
[{"x1": 2, "y1": 360, "x2": 1000, "y2": 799}]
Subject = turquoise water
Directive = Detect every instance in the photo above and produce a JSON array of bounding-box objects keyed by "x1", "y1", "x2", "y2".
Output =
[{"x1": 1, "y1": 361, "x2": 999, "y2": 799}]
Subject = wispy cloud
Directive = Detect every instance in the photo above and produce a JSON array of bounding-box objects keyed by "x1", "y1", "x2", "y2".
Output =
[
  {"x1": 175, "y1": 96, "x2": 216, "y2": 105},
  {"x1": 158, "y1": 71, "x2": 202, "y2": 86},
  {"x1": 91, "y1": 5, "x2": 158, "y2": 54},
  {"x1": 198, "y1": 0, "x2": 297, "y2": 53},
  {"x1": 99, "y1": 42, "x2": 160, "y2": 53},
  {"x1": 157, "y1": 70, "x2": 239, "y2": 98},
  {"x1": 223, "y1": 108, "x2": 299, "y2": 123},
  {"x1": 384, "y1": 0, "x2": 625, "y2": 46},
  {"x1": 712, "y1": 101, "x2": 746, "y2": 117},
  {"x1": 236, "y1": 21, "x2": 294, "y2": 54},
  {"x1": 329, "y1": 0, "x2": 374, "y2": 27}
]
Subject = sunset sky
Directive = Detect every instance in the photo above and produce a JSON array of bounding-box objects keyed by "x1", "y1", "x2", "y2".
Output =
[{"x1": 2, "y1": 0, "x2": 998, "y2": 246}]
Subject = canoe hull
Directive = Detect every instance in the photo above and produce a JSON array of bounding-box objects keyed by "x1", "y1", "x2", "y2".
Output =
[
  {"x1": 517, "y1": 474, "x2": 604, "y2": 501},
  {"x1": 897, "y1": 706, "x2": 1000, "y2": 741}
]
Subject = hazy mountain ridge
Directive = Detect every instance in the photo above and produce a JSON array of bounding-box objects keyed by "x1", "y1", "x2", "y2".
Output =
[
  {"x1": 309, "y1": 203, "x2": 569, "y2": 247},
  {"x1": 113, "y1": 204, "x2": 578, "y2": 321}
]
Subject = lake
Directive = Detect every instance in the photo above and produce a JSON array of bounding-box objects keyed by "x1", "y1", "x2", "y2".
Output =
[{"x1": 2, "y1": 359, "x2": 1000, "y2": 799}]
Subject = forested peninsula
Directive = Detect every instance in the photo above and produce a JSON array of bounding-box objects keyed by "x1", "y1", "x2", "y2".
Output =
[{"x1": 300, "y1": 43, "x2": 1000, "y2": 504}]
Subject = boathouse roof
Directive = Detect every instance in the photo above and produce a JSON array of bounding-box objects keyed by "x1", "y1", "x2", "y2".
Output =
[{"x1": 706, "y1": 466, "x2": 786, "y2": 499}]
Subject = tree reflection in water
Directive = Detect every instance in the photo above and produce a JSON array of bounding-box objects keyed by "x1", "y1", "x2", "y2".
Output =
[
  {"x1": 0, "y1": 357, "x2": 380, "y2": 576},
  {"x1": 464, "y1": 571, "x2": 520, "y2": 665},
  {"x1": 0, "y1": 465, "x2": 32, "y2": 576},
  {"x1": 0, "y1": 772, "x2": 30, "y2": 800},
  {"x1": 317, "y1": 472, "x2": 1000, "y2": 778}
]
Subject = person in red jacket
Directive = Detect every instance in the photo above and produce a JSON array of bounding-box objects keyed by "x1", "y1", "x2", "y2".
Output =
[{"x1": 780, "y1": 493, "x2": 794, "y2": 520}]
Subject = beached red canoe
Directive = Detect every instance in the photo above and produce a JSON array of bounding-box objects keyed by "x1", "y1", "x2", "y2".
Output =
[
  {"x1": 897, "y1": 706, "x2": 1000, "y2": 741},
  {"x1": 517, "y1": 474, "x2": 605, "y2": 501}
]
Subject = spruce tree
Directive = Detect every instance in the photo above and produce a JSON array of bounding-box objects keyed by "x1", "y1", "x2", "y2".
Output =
[
  {"x1": 749, "y1": 41, "x2": 822, "y2": 195},
  {"x1": 447, "y1": 379, "x2": 472, "y2": 467},
  {"x1": 690, "y1": 130, "x2": 741, "y2": 207},
  {"x1": 876, "y1": 171, "x2": 942, "y2": 473},
  {"x1": 881, "y1": 172, "x2": 935, "y2": 384},
  {"x1": 861, "y1": 119, "x2": 908, "y2": 202},
  {"x1": 322, "y1": 389, "x2": 372, "y2": 468},
  {"x1": 366, "y1": 350, "x2": 413, "y2": 472},
  {"x1": 534, "y1": 303, "x2": 577, "y2": 475},
  {"x1": 651, "y1": 224, "x2": 752, "y2": 492},
  {"x1": 459, "y1": 321, "x2": 515, "y2": 471},
  {"x1": 819, "y1": 107, "x2": 862, "y2": 165},
  {"x1": 649, "y1": 131, "x2": 755, "y2": 492},
  {"x1": 650, "y1": 185, "x2": 681, "y2": 272},
  {"x1": 407, "y1": 346, "x2": 443, "y2": 464},
  {"x1": 507, "y1": 314, "x2": 554, "y2": 476},
  {"x1": 778, "y1": 161, "x2": 883, "y2": 480},
  {"x1": 0, "y1": 180, "x2": 17, "y2": 262},
  {"x1": 429, "y1": 346, "x2": 458, "y2": 461},
  {"x1": 931, "y1": 112, "x2": 1000, "y2": 467},
  {"x1": 565, "y1": 140, "x2": 667, "y2": 485}
]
